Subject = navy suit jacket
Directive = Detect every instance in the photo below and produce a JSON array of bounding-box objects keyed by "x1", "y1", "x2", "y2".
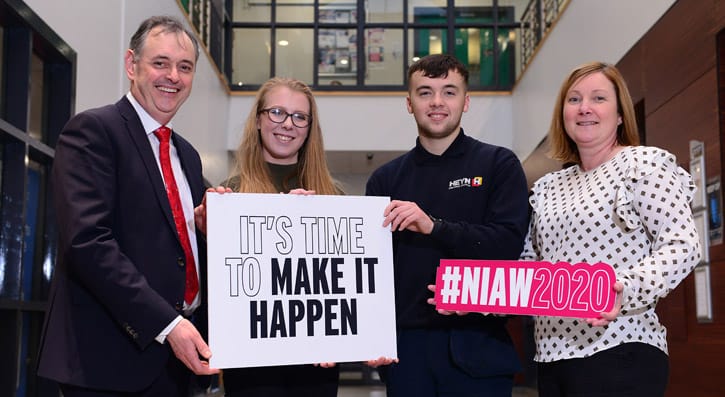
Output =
[{"x1": 37, "y1": 97, "x2": 207, "y2": 392}]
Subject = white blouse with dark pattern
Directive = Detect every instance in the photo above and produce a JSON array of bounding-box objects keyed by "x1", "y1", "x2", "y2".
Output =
[{"x1": 520, "y1": 145, "x2": 701, "y2": 362}]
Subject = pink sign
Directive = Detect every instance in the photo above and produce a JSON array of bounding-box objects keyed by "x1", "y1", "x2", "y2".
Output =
[{"x1": 435, "y1": 260, "x2": 617, "y2": 318}]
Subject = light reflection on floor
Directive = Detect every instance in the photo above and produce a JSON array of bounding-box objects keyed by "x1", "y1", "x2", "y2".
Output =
[
  {"x1": 338, "y1": 386, "x2": 538, "y2": 397},
  {"x1": 196, "y1": 380, "x2": 538, "y2": 396}
]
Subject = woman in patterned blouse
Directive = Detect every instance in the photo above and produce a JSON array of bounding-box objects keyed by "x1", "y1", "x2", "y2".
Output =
[{"x1": 519, "y1": 62, "x2": 701, "y2": 397}]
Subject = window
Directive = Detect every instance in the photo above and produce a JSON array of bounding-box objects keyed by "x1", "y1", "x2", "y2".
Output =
[
  {"x1": 183, "y1": 0, "x2": 567, "y2": 92},
  {"x1": 0, "y1": 1, "x2": 75, "y2": 395},
  {"x1": 227, "y1": 0, "x2": 529, "y2": 91}
]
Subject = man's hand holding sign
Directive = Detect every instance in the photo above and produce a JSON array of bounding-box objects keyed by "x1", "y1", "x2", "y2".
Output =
[{"x1": 431, "y1": 260, "x2": 623, "y2": 324}]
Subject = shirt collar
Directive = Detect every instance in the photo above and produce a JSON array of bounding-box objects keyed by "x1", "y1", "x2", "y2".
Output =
[
  {"x1": 126, "y1": 92, "x2": 174, "y2": 137},
  {"x1": 414, "y1": 128, "x2": 468, "y2": 163}
]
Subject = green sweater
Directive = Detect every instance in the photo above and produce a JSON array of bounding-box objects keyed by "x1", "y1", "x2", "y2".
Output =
[{"x1": 224, "y1": 162, "x2": 299, "y2": 193}]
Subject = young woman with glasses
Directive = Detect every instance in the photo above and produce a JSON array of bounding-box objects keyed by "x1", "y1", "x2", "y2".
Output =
[
  {"x1": 224, "y1": 77, "x2": 341, "y2": 197},
  {"x1": 221, "y1": 77, "x2": 342, "y2": 397}
]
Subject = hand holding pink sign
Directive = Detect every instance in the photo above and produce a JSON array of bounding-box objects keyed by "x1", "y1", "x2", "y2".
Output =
[{"x1": 434, "y1": 260, "x2": 617, "y2": 318}]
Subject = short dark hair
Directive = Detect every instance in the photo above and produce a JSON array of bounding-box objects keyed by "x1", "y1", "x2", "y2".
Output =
[
  {"x1": 407, "y1": 54, "x2": 469, "y2": 88},
  {"x1": 129, "y1": 15, "x2": 200, "y2": 61}
]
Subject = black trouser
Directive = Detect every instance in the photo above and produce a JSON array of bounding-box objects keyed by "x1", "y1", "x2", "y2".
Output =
[
  {"x1": 537, "y1": 342, "x2": 669, "y2": 397},
  {"x1": 60, "y1": 352, "x2": 190, "y2": 396},
  {"x1": 223, "y1": 364, "x2": 339, "y2": 397}
]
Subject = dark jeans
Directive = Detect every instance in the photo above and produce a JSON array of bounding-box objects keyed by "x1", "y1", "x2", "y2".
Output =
[
  {"x1": 381, "y1": 329, "x2": 514, "y2": 397},
  {"x1": 537, "y1": 342, "x2": 669, "y2": 397}
]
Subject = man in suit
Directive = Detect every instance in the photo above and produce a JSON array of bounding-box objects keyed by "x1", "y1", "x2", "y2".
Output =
[{"x1": 37, "y1": 15, "x2": 219, "y2": 396}]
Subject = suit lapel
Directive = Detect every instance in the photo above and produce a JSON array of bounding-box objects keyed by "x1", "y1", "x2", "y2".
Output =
[
  {"x1": 172, "y1": 133, "x2": 203, "y2": 205},
  {"x1": 116, "y1": 97, "x2": 178, "y2": 237}
]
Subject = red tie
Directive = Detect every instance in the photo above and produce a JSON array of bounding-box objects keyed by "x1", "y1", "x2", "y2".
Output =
[{"x1": 154, "y1": 126, "x2": 199, "y2": 305}]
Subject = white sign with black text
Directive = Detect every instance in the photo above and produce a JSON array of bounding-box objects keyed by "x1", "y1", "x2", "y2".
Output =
[{"x1": 206, "y1": 193, "x2": 397, "y2": 368}]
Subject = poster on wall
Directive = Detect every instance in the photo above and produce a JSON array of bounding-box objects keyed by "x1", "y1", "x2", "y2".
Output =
[
  {"x1": 319, "y1": 7, "x2": 357, "y2": 23},
  {"x1": 206, "y1": 193, "x2": 398, "y2": 368},
  {"x1": 318, "y1": 29, "x2": 356, "y2": 75},
  {"x1": 367, "y1": 28, "x2": 385, "y2": 66}
]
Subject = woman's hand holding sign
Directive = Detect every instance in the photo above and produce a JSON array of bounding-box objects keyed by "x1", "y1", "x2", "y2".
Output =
[
  {"x1": 288, "y1": 188, "x2": 316, "y2": 195},
  {"x1": 585, "y1": 281, "x2": 624, "y2": 326},
  {"x1": 195, "y1": 187, "x2": 315, "y2": 235},
  {"x1": 365, "y1": 356, "x2": 399, "y2": 368}
]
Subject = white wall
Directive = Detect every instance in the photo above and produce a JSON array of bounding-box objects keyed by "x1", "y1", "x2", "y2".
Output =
[
  {"x1": 511, "y1": 0, "x2": 677, "y2": 160},
  {"x1": 227, "y1": 1, "x2": 678, "y2": 163},
  {"x1": 227, "y1": 94, "x2": 514, "y2": 153},
  {"x1": 24, "y1": 0, "x2": 125, "y2": 112},
  {"x1": 25, "y1": 0, "x2": 231, "y2": 185},
  {"x1": 25, "y1": 0, "x2": 677, "y2": 185}
]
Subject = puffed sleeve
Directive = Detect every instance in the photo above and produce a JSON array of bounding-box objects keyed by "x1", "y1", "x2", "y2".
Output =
[{"x1": 614, "y1": 147, "x2": 700, "y2": 312}]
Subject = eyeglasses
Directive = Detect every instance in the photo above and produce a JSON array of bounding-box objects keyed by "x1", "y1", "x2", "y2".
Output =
[{"x1": 259, "y1": 107, "x2": 311, "y2": 128}]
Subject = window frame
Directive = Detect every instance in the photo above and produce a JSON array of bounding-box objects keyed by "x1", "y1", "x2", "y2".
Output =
[
  {"x1": 226, "y1": 0, "x2": 521, "y2": 92},
  {"x1": 0, "y1": 0, "x2": 75, "y2": 395}
]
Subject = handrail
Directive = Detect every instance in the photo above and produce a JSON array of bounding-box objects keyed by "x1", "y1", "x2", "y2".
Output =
[
  {"x1": 177, "y1": 0, "x2": 230, "y2": 91},
  {"x1": 519, "y1": 0, "x2": 569, "y2": 77}
]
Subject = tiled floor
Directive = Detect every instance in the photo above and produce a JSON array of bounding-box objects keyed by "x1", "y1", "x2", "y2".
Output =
[
  {"x1": 338, "y1": 385, "x2": 538, "y2": 396},
  {"x1": 338, "y1": 385, "x2": 387, "y2": 397},
  {"x1": 197, "y1": 365, "x2": 538, "y2": 397},
  {"x1": 199, "y1": 385, "x2": 538, "y2": 396}
]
